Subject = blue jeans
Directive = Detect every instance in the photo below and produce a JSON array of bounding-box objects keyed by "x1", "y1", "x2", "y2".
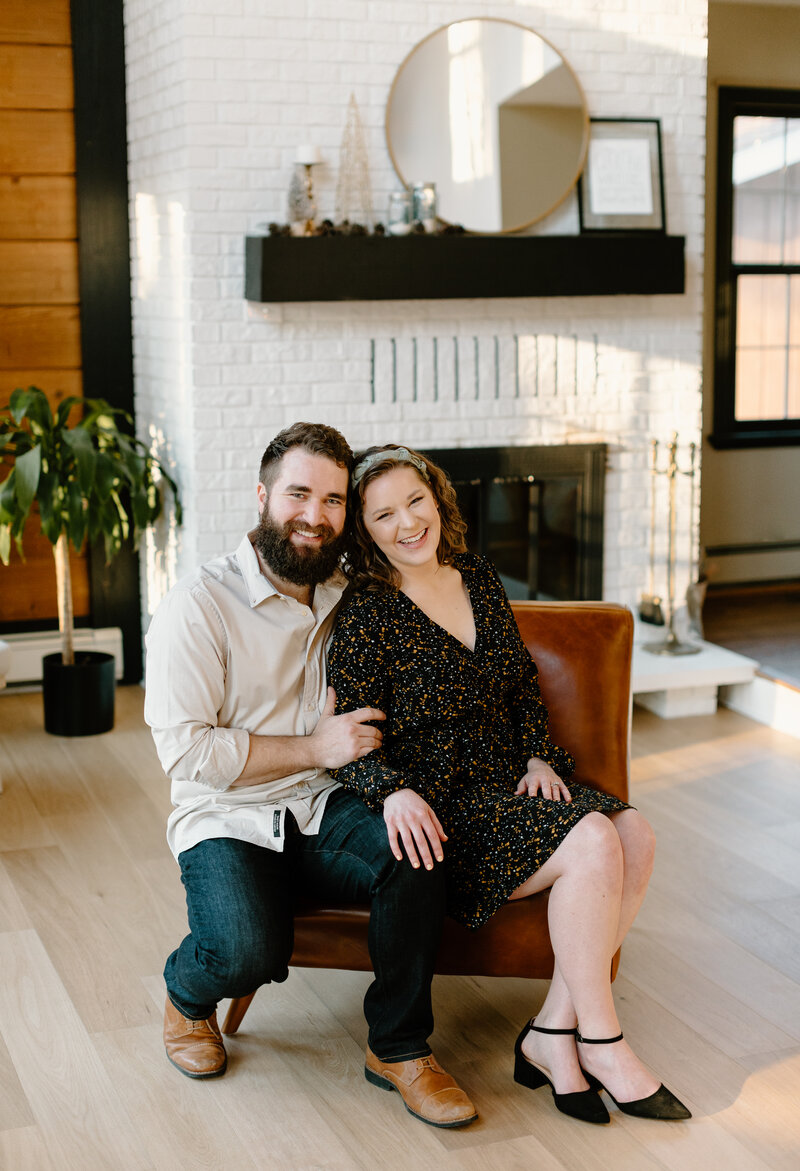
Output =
[{"x1": 165, "y1": 788, "x2": 445, "y2": 1061}]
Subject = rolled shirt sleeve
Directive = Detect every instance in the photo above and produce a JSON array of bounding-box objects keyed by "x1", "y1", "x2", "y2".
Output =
[{"x1": 144, "y1": 587, "x2": 251, "y2": 791}]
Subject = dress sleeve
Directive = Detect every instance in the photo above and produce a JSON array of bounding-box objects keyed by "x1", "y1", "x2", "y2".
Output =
[
  {"x1": 511, "y1": 652, "x2": 575, "y2": 780},
  {"x1": 327, "y1": 595, "x2": 410, "y2": 813},
  {"x1": 478, "y1": 556, "x2": 576, "y2": 781}
]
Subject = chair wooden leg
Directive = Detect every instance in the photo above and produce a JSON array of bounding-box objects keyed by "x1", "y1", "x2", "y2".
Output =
[{"x1": 221, "y1": 992, "x2": 256, "y2": 1035}]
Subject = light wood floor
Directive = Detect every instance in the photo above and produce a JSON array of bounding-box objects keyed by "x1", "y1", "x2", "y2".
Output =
[
  {"x1": 1, "y1": 687, "x2": 799, "y2": 1170},
  {"x1": 703, "y1": 583, "x2": 800, "y2": 686}
]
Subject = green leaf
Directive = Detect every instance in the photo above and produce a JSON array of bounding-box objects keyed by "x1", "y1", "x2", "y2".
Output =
[
  {"x1": 36, "y1": 469, "x2": 65, "y2": 544},
  {"x1": 0, "y1": 428, "x2": 33, "y2": 458},
  {"x1": 67, "y1": 481, "x2": 87, "y2": 550},
  {"x1": 55, "y1": 396, "x2": 82, "y2": 429},
  {"x1": 40, "y1": 502, "x2": 64, "y2": 545},
  {"x1": 14, "y1": 446, "x2": 41, "y2": 517},
  {"x1": 109, "y1": 489, "x2": 129, "y2": 541},
  {"x1": 24, "y1": 388, "x2": 54, "y2": 436},
  {"x1": 83, "y1": 398, "x2": 130, "y2": 435},
  {"x1": 34, "y1": 462, "x2": 59, "y2": 506},
  {"x1": 9, "y1": 386, "x2": 35, "y2": 425},
  {"x1": 63, "y1": 427, "x2": 96, "y2": 495},
  {"x1": 93, "y1": 452, "x2": 120, "y2": 498},
  {"x1": 93, "y1": 493, "x2": 125, "y2": 562},
  {"x1": 0, "y1": 470, "x2": 16, "y2": 525},
  {"x1": 86, "y1": 495, "x2": 101, "y2": 544},
  {"x1": 128, "y1": 488, "x2": 143, "y2": 533}
]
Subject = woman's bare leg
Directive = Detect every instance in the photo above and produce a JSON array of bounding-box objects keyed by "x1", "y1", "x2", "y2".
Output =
[
  {"x1": 607, "y1": 809, "x2": 656, "y2": 947},
  {"x1": 508, "y1": 812, "x2": 660, "y2": 1100}
]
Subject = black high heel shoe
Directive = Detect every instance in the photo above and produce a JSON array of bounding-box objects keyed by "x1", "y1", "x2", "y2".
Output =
[
  {"x1": 576, "y1": 1031, "x2": 691, "y2": 1120},
  {"x1": 514, "y1": 1020, "x2": 610, "y2": 1124}
]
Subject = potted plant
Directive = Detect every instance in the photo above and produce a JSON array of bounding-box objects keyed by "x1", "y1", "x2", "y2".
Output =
[{"x1": 0, "y1": 386, "x2": 181, "y2": 735}]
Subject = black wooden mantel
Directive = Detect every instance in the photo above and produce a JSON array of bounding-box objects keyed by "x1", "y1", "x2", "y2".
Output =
[{"x1": 244, "y1": 233, "x2": 685, "y2": 302}]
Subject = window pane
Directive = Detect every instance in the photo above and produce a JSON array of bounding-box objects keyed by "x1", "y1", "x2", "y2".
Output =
[
  {"x1": 735, "y1": 274, "x2": 793, "y2": 420},
  {"x1": 788, "y1": 275, "x2": 800, "y2": 414},
  {"x1": 736, "y1": 274, "x2": 788, "y2": 348},
  {"x1": 735, "y1": 346, "x2": 788, "y2": 420},
  {"x1": 733, "y1": 115, "x2": 800, "y2": 263},
  {"x1": 788, "y1": 347, "x2": 800, "y2": 417},
  {"x1": 786, "y1": 167, "x2": 800, "y2": 262},
  {"x1": 790, "y1": 275, "x2": 800, "y2": 346}
]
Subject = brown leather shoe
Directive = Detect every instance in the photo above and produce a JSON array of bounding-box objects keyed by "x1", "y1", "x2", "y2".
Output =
[
  {"x1": 163, "y1": 996, "x2": 227, "y2": 1079},
  {"x1": 364, "y1": 1046, "x2": 478, "y2": 1128}
]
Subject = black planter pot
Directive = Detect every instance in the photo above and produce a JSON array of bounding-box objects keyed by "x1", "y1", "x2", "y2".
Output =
[{"x1": 42, "y1": 651, "x2": 116, "y2": 736}]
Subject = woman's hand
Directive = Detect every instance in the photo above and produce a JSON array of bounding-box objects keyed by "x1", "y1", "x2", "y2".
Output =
[
  {"x1": 383, "y1": 789, "x2": 448, "y2": 870},
  {"x1": 516, "y1": 757, "x2": 572, "y2": 802}
]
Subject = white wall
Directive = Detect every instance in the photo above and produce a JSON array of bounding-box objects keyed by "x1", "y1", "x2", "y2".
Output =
[{"x1": 123, "y1": 0, "x2": 708, "y2": 621}]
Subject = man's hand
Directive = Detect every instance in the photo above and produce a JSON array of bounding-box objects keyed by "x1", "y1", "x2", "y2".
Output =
[
  {"x1": 515, "y1": 757, "x2": 572, "y2": 802},
  {"x1": 383, "y1": 789, "x2": 447, "y2": 870},
  {"x1": 308, "y1": 687, "x2": 385, "y2": 770}
]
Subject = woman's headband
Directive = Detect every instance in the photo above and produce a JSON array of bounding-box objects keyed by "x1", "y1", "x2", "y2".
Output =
[{"x1": 351, "y1": 447, "x2": 429, "y2": 488}]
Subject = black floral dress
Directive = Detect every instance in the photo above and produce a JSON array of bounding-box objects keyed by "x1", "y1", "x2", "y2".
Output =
[{"x1": 327, "y1": 553, "x2": 630, "y2": 929}]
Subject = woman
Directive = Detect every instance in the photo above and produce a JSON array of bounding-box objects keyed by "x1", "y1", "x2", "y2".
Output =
[{"x1": 327, "y1": 444, "x2": 690, "y2": 1126}]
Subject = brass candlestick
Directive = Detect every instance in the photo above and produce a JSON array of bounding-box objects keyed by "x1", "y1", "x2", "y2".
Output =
[
  {"x1": 294, "y1": 145, "x2": 322, "y2": 236},
  {"x1": 301, "y1": 163, "x2": 316, "y2": 236}
]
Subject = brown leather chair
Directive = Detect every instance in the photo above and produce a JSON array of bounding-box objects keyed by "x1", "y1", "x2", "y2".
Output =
[{"x1": 222, "y1": 601, "x2": 633, "y2": 1035}]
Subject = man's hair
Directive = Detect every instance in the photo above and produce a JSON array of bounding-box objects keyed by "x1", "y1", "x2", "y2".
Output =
[{"x1": 258, "y1": 421, "x2": 353, "y2": 491}]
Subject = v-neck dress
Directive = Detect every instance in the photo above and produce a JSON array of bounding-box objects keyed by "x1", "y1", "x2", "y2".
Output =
[{"x1": 327, "y1": 552, "x2": 630, "y2": 929}]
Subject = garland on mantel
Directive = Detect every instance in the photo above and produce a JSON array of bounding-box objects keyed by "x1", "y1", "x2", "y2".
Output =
[{"x1": 266, "y1": 219, "x2": 467, "y2": 238}]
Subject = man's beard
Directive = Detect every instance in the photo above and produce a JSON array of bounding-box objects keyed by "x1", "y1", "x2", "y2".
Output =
[{"x1": 254, "y1": 508, "x2": 345, "y2": 587}]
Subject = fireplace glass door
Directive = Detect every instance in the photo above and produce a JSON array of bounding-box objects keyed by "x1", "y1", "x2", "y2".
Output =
[{"x1": 423, "y1": 445, "x2": 605, "y2": 601}]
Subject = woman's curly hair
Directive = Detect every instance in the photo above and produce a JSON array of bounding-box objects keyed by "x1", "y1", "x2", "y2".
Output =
[{"x1": 346, "y1": 445, "x2": 468, "y2": 592}]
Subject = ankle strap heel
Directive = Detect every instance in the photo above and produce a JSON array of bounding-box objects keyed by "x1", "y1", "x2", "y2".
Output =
[
  {"x1": 575, "y1": 1029, "x2": 692, "y2": 1120},
  {"x1": 528, "y1": 1020, "x2": 578, "y2": 1037},
  {"x1": 575, "y1": 1031, "x2": 624, "y2": 1044},
  {"x1": 513, "y1": 1019, "x2": 610, "y2": 1125}
]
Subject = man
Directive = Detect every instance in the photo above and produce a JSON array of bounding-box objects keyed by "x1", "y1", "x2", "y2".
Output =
[{"x1": 144, "y1": 422, "x2": 476, "y2": 1129}]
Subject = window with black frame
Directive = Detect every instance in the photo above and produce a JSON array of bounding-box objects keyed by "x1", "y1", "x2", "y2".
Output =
[{"x1": 713, "y1": 87, "x2": 800, "y2": 448}]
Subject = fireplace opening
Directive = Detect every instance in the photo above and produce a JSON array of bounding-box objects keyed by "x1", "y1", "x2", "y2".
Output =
[{"x1": 422, "y1": 444, "x2": 606, "y2": 601}]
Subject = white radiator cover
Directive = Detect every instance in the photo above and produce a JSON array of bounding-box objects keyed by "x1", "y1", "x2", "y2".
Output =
[{"x1": 0, "y1": 628, "x2": 124, "y2": 686}]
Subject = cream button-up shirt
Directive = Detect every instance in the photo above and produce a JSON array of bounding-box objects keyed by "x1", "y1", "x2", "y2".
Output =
[{"x1": 144, "y1": 532, "x2": 345, "y2": 860}]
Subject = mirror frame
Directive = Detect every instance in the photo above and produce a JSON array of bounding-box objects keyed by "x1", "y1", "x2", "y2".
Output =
[{"x1": 385, "y1": 18, "x2": 590, "y2": 235}]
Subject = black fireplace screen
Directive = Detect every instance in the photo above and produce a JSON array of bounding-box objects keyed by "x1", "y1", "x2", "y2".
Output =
[{"x1": 422, "y1": 444, "x2": 606, "y2": 601}]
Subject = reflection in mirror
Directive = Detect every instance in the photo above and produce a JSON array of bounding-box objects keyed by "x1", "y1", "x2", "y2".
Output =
[{"x1": 386, "y1": 18, "x2": 589, "y2": 234}]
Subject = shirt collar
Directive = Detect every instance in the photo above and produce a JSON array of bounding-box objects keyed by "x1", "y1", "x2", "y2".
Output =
[{"x1": 237, "y1": 531, "x2": 346, "y2": 616}]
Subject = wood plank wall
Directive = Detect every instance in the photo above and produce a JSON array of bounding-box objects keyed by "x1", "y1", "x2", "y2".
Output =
[{"x1": 0, "y1": 0, "x2": 90, "y2": 626}]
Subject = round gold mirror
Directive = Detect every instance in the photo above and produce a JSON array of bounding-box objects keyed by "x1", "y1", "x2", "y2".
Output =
[{"x1": 386, "y1": 18, "x2": 589, "y2": 234}]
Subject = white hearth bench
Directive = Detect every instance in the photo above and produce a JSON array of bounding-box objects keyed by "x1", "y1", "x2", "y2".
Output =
[
  {"x1": 630, "y1": 618, "x2": 800, "y2": 740},
  {"x1": 632, "y1": 632, "x2": 758, "y2": 718}
]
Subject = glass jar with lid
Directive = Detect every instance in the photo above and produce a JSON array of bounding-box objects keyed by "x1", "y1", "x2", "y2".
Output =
[
  {"x1": 411, "y1": 182, "x2": 437, "y2": 232},
  {"x1": 387, "y1": 190, "x2": 413, "y2": 235}
]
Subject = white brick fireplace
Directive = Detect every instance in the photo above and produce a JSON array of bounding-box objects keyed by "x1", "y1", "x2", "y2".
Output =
[{"x1": 123, "y1": 0, "x2": 708, "y2": 623}]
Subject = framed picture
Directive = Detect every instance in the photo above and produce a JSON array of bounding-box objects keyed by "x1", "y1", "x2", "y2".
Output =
[{"x1": 578, "y1": 118, "x2": 665, "y2": 232}]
